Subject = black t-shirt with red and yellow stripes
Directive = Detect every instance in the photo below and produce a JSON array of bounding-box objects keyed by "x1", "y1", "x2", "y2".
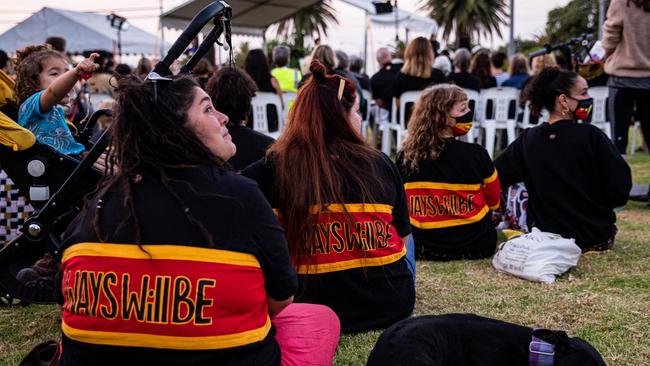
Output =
[
  {"x1": 58, "y1": 166, "x2": 297, "y2": 366},
  {"x1": 397, "y1": 139, "x2": 501, "y2": 260},
  {"x1": 242, "y1": 153, "x2": 414, "y2": 333}
]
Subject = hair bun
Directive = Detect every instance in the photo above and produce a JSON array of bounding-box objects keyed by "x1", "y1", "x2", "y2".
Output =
[
  {"x1": 536, "y1": 66, "x2": 560, "y2": 84},
  {"x1": 310, "y1": 59, "x2": 328, "y2": 81}
]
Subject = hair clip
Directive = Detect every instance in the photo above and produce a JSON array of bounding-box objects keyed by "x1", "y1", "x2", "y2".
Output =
[{"x1": 337, "y1": 78, "x2": 345, "y2": 101}]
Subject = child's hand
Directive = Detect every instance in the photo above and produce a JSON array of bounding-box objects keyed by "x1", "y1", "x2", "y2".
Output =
[{"x1": 75, "y1": 53, "x2": 100, "y2": 77}]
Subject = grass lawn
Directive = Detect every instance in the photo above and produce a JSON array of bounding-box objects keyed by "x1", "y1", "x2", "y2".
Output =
[{"x1": 1, "y1": 155, "x2": 649, "y2": 366}]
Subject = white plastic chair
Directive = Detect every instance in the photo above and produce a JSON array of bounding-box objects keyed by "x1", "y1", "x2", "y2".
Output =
[
  {"x1": 588, "y1": 86, "x2": 612, "y2": 139},
  {"x1": 478, "y1": 87, "x2": 520, "y2": 158},
  {"x1": 360, "y1": 89, "x2": 372, "y2": 139},
  {"x1": 629, "y1": 121, "x2": 643, "y2": 155},
  {"x1": 281, "y1": 91, "x2": 296, "y2": 127},
  {"x1": 251, "y1": 92, "x2": 284, "y2": 139},
  {"x1": 519, "y1": 101, "x2": 550, "y2": 130},
  {"x1": 392, "y1": 90, "x2": 422, "y2": 151},
  {"x1": 462, "y1": 89, "x2": 480, "y2": 143},
  {"x1": 381, "y1": 99, "x2": 396, "y2": 154}
]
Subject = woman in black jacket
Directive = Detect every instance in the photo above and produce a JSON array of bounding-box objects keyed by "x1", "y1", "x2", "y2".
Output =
[{"x1": 495, "y1": 67, "x2": 632, "y2": 252}]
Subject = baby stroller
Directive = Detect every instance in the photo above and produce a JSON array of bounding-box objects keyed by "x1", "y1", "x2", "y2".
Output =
[{"x1": 0, "y1": 0, "x2": 233, "y2": 305}]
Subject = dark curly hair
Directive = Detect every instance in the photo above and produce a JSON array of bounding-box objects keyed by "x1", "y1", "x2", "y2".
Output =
[
  {"x1": 13, "y1": 44, "x2": 66, "y2": 103},
  {"x1": 206, "y1": 66, "x2": 257, "y2": 125}
]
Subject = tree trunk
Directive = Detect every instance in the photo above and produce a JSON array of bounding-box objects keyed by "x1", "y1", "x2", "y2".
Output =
[
  {"x1": 456, "y1": 29, "x2": 471, "y2": 50},
  {"x1": 292, "y1": 13, "x2": 305, "y2": 68}
]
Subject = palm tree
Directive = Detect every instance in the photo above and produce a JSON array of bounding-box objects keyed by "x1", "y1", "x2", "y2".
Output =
[
  {"x1": 275, "y1": 0, "x2": 338, "y2": 56},
  {"x1": 421, "y1": 0, "x2": 509, "y2": 48}
]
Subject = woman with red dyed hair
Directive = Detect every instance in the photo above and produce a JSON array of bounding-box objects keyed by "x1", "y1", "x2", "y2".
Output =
[{"x1": 243, "y1": 60, "x2": 414, "y2": 333}]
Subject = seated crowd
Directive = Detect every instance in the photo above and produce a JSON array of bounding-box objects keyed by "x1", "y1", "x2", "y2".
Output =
[{"x1": 0, "y1": 32, "x2": 636, "y2": 365}]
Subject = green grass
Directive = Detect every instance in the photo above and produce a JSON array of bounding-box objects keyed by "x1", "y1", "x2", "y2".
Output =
[{"x1": 1, "y1": 155, "x2": 649, "y2": 366}]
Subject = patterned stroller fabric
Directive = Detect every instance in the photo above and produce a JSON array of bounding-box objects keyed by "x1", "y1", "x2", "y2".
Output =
[
  {"x1": 0, "y1": 170, "x2": 34, "y2": 245},
  {"x1": 506, "y1": 183, "x2": 529, "y2": 232},
  {"x1": 501, "y1": 183, "x2": 529, "y2": 233}
]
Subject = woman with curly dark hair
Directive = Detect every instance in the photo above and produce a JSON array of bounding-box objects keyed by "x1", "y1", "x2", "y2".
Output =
[
  {"x1": 207, "y1": 66, "x2": 275, "y2": 170},
  {"x1": 397, "y1": 84, "x2": 501, "y2": 261}
]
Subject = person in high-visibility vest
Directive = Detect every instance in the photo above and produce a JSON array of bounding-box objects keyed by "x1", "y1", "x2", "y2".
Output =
[{"x1": 271, "y1": 45, "x2": 302, "y2": 93}]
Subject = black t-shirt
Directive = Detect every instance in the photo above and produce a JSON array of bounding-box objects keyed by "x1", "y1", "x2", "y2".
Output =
[
  {"x1": 352, "y1": 72, "x2": 371, "y2": 91},
  {"x1": 392, "y1": 68, "x2": 446, "y2": 98},
  {"x1": 59, "y1": 166, "x2": 297, "y2": 366},
  {"x1": 228, "y1": 125, "x2": 275, "y2": 171},
  {"x1": 495, "y1": 120, "x2": 632, "y2": 249},
  {"x1": 397, "y1": 139, "x2": 501, "y2": 260},
  {"x1": 476, "y1": 75, "x2": 497, "y2": 90},
  {"x1": 242, "y1": 152, "x2": 414, "y2": 333},
  {"x1": 371, "y1": 63, "x2": 402, "y2": 108},
  {"x1": 448, "y1": 72, "x2": 482, "y2": 92}
]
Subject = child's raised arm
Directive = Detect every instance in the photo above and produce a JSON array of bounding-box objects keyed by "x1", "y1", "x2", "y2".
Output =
[{"x1": 39, "y1": 53, "x2": 99, "y2": 112}]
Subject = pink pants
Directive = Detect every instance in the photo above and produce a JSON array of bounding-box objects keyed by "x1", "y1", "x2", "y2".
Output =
[{"x1": 272, "y1": 303, "x2": 341, "y2": 366}]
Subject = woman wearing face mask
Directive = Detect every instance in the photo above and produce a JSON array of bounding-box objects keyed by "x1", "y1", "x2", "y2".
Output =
[
  {"x1": 396, "y1": 84, "x2": 501, "y2": 261},
  {"x1": 496, "y1": 67, "x2": 632, "y2": 252}
]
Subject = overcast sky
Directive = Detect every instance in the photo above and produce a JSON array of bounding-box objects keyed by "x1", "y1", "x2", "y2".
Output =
[{"x1": 0, "y1": 0, "x2": 569, "y2": 69}]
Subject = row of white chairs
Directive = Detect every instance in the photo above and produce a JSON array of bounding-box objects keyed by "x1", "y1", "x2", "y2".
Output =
[
  {"x1": 249, "y1": 92, "x2": 297, "y2": 139},
  {"x1": 253, "y1": 88, "x2": 632, "y2": 157},
  {"x1": 252, "y1": 90, "x2": 373, "y2": 139},
  {"x1": 371, "y1": 86, "x2": 614, "y2": 158}
]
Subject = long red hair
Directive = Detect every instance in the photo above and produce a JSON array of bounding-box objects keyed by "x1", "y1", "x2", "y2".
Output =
[{"x1": 268, "y1": 60, "x2": 382, "y2": 259}]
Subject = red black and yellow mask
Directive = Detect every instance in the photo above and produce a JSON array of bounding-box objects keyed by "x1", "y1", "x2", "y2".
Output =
[{"x1": 451, "y1": 109, "x2": 474, "y2": 137}]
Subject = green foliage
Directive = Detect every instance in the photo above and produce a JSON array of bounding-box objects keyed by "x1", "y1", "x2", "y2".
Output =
[
  {"x1": 389, "y1": 40, "x2": 406, "y2": 60},
  {"x1": 544, "y1": 0, "x2": 610, "y2": 45},
  {"x1": 421, "y1": 0, "x2": 509, "y2": 47},
  {"x1": 234, "y1": 41, "x2": 250, "y2": 69},
  {"x1": 274, "y1": 0, "x2": 338, "y2": 52},
  {"x1": 497, "y1": 37, "x2": 544, "y2": 56}
]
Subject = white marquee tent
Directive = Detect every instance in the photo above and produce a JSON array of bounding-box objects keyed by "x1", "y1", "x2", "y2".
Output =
[
  {"x1": 161, "y1": 0, "x2": 322, "y2": 37},
  {"x1": 161, "y1": 0, "x2": 437, "y2": 37},
  {"x1": 343, "y1": 0, "x2": 437, "y2": 34},
  {"x1": 0, "y1": 7, "x2": 167, "y2": 55}
]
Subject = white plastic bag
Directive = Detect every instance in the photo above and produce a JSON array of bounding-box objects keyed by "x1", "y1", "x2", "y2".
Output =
[{"x1": 492, "y1": 228, "x2": 582, "y2": 283}]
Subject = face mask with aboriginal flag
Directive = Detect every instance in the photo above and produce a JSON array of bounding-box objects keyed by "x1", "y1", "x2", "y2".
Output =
[
  {"x1": 567, "y1": 96, "x2": 594, "y2": 121},
  {"x1": 451, "y1": 109, "x2": 474, "y2": 136}
]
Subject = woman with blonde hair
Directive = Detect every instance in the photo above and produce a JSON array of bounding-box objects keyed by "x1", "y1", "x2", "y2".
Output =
[
  {"x1": 397, "y1": 84, "x2": 501, "y2": 260},
  {"x1": 531, "y1": 53, "x2": 557, "y2": 76},
  {"x1": 392, "y1": 37, "x2": 445, "y2": 106}
]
